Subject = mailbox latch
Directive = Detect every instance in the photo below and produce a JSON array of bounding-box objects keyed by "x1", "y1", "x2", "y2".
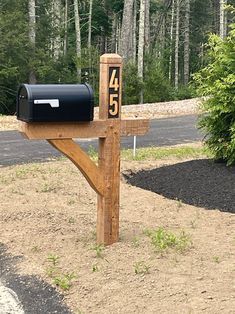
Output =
[{"x1": 34, "y1": 99, "x2": 60, "y2": 108}]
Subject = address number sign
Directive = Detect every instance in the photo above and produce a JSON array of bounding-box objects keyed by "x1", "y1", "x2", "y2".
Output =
[{"x1": 108, "y1": 67, "x2": 120, "y2": 119}]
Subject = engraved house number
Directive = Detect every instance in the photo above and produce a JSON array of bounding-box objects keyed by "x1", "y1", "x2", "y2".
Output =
[{"x1": 108, "y1": 67, "x2": 120, "y2": 118}]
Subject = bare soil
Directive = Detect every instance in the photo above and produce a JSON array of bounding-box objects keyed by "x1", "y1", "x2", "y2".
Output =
[{"x1": 0, "y1": 156, "x2": 234, "y2": 313}]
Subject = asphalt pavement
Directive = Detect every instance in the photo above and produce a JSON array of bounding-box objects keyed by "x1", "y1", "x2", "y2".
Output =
[{"x1": 0, "y1": 115, "x2": 203, "y2": 167}]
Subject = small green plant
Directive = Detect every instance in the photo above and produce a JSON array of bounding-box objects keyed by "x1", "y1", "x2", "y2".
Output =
[
  {"x1": 92, "y1": 264, "x2": 99, "y2": 272},
  {"x1": 46, "y1": 254, "x2": 76, "y2": 291},
  {"x1": 68, "y1": 217, "x2": 76, "y2": 224},
  {"x1": 39, "y1": 183, "x2": 58, "y2": 193},
  {"x1": 176, "y1": 198, "x2": 183, "y2": 208},
  {"x1": 92, "y1": 244, "x2": 105, "y2": 258},
  {"x1": 133, "y1": 261, "x2": 150, "y2": 275},
  {"x1": 68, "y1": 199, "x2": 76, "y2": 206},
  {"x1": 53, "y1": 272, "x2": 76, "y2": 291},
  {"x1": 145, "y1": 227, "x2": 191, "y2": 253},
  {"x1": 31, "y1": 245, "x2": 41, "y2": 253},
  {"x1": 132, "y1": 236, "x2": 140, "y2": 248},
  {"x1": 213, "y1": 256, "x2": 220, "y2": 263},
  {"x1": 47, "y1": 254, "x2": 60, "y2": 266}
]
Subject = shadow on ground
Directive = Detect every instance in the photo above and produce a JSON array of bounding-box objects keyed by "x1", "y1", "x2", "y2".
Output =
[
  {"x1": 124, "y1": 159, "x2": 235, "y2": 213},
  {"x1": 0, "y1": 244, "x2": 72, "y2": 314}
]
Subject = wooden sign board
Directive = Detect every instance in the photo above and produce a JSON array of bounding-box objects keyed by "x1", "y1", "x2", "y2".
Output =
[{"x1": 19, "y1": 54, "x2": 149, "y2": 245}]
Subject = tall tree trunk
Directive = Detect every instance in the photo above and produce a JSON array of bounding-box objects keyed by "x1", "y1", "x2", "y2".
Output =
[
  {"x1": 184, "y1": 0, "x2": 190, "y2": 85},
  {"x1": 220, "y1": 0, "x2": 227, "y2": 39},
  {"x1": 120, "y1": 0, "x2": 134, "y2": 61},
  {"x1": 88, "y1": 0, "x2": 93, "y2": 49},
  {"x1": 224, "y1": 0, "x2": 228, "y2": 37},
  {"x1": 169, "y1": 0, "x2": 175, "y2": 81},
  {"x1": 74, "y1": 0, "x2": 81, "y2": 81},
  {"x1": 133, "y1": 0, "x2": 137, "y2": 62},
  {"x1": 138, "y1": 0, "x2": 145, "y2": 104},
  {"x1": 88, "y1": 0, "x2": 93, "y2": 71},
  {"x1": 28, "y1": 0, "x2": 36, "y2": 83},
  {"x1": 145, "y1": 0, "x2": 150, "y2": 51},
  {"x1": 63, "y1": 0, "x2": 68, "y2": 56},
  {"x1": 174, "y1": 0, "x2": 180, "y2": 89},
  {"x1": 52, "y1": 0, "x2": 61, "y2": 59}
]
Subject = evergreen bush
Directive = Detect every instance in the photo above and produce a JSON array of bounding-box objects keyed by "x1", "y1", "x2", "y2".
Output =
[{"x1": 194, "y1": 25, "x2": 235, "y2": 165}]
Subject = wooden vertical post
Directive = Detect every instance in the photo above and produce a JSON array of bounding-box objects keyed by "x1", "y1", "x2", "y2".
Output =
[{"x1": 97, "y1": 54, "x2": 122, "y2": 245}]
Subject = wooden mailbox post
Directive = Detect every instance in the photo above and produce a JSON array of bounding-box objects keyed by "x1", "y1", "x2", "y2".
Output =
[{"x1": 19, "y1": 54, "x2": 149, "y2": 245}]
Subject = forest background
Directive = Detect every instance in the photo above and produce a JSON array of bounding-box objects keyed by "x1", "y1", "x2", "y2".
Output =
[{"x1": 0, "y1": 0, "x2": 234, "y2": 114}]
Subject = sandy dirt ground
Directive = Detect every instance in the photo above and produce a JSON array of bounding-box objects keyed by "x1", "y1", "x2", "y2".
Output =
[{"x1": 0, "y1": 155, "x2": 234, "y2": 314}]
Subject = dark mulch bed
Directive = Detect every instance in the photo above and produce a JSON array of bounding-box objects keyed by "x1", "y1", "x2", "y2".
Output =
[{"x1": 124, "y1": 159, "x2": 235, "y2": 213}]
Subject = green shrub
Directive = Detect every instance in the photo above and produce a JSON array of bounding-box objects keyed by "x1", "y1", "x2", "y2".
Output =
[{"x1": 194, "y1": 24, "x2": 235, "y2": 165}]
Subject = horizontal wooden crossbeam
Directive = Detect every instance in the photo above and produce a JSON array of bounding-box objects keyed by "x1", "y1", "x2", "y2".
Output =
[{"x1": 19, "y1": 119, "x2": 149, "y2": 140}]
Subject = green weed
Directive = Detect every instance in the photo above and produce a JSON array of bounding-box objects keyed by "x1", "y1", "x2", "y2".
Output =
[
  {"x1": 92, "y1": 264, "x2": 99, "y2": 272},
  {"x1": 92, "y1": 244, "x2": 105, "y2": 258},
  {"x1": 144, "y1": 227, "x2": 191, "y2": 253},
  {"x1": 132, "y1": 236, "x2": 140, "y2": 248},
  {"x1": 133, "y1": 261, "x2": 150, "y2": 275},
  {"x1": 68, "y1": 217, "x2": 76, "y2": 224},
  {"x1": 47, "y1": 254, "x2": 60, "y2": 266},
  {"x1": 213, "y1": 256, "x2": 220, "y2": 263},
  {"x1": 52, "y1": 272, "x2": 76, "y2": 291}
]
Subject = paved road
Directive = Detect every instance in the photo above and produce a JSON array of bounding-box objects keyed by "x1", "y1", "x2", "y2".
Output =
[{"x1": 0, "y1": 115, "x2": 203, "y2": 167}]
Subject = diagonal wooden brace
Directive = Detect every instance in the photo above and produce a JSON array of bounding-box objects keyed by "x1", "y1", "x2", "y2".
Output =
[{"x1": 48, "y1": 139, "x2": 104, "y2": 196}]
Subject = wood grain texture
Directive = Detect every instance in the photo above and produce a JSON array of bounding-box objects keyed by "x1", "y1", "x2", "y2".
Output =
[
  {"x1": 19, "y1": 120, "x2": 108, "y2": 139},
  {"x1": 19, "y1": 119, "x2": 148, "y2": 139},
  {"x1": 97, "y1": 123, "x2": 121, "y2": 244},
  {"x1": 121, "y1": 119, "x2": 149, "y2": 136},
  {"x1": 97, "y1": 54, "x2": 122, "y2": 245},
  {"x1": 48, "y1": 139, "x2": 104, "y2": 196}
]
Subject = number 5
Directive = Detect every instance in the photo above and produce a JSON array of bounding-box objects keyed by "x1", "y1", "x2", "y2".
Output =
[{"x1": 109, "y1": 94, "x2": 119, "y2": 116}]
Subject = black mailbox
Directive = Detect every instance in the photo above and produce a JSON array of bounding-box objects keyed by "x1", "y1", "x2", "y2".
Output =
[{"x1": 17, "y1": 83, "x2": 94, "y2": 122}]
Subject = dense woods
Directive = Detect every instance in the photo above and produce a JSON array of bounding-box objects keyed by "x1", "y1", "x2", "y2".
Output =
[{"x1": 0, "y1": 0, "x2": 234, "y2": 114}]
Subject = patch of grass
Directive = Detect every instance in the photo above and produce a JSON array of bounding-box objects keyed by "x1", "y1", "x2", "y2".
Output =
[
  {"x1": 144, "y1": 227, "x2": 191, "y2": 253},
  {"x1": 121, "y1": 146, "x2": 210, "y2": 161},
  {"x1": 133, "y1": 261, "x2": 150, "y2": 275}
]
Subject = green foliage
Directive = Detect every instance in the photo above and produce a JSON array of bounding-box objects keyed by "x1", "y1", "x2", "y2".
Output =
[
  {"x1": 143, "y1": 57, "x2": 174, "y2": 103},
  {"x1": 91, "y1": 244, "x2": 105, "y2": 258},
  {"x1": 123, "y1": 62, "x2": 142, "y2": 105},
  {"x1": 133, "y1": 261, "x2": 150, "y2": 275},
  {"x1": 194, "y1": 24, "x2": 235, "y2": 165},
  {"x1": 144, "y1": 227, "x2": 191, "y2": 253},
  {"x1": 46, "y1": 253, "x2": 76, "y2": 291}
]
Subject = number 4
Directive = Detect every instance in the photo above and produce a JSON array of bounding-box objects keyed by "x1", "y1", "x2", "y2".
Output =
[{"x1": 109, "y1": 70, "x2": 119, "y2": 91}]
